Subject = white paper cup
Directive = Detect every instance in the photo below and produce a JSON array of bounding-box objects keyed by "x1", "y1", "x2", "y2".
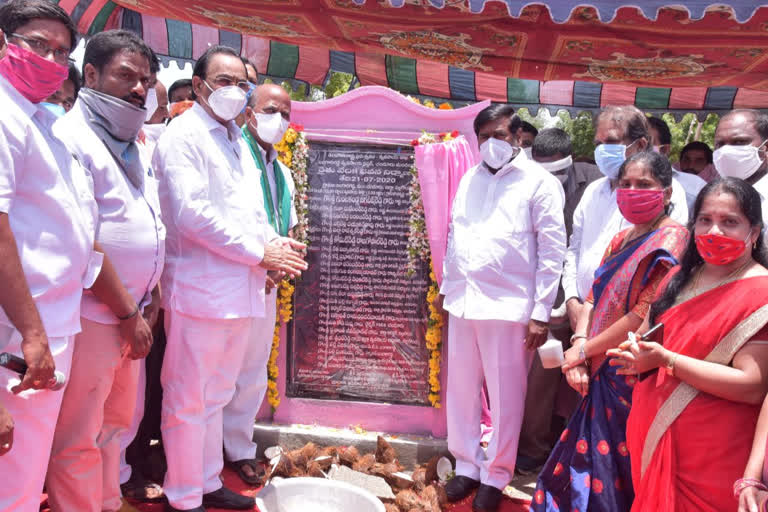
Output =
[{"x1": 538, "y1": 338, "x2": 565, "y2": 369}]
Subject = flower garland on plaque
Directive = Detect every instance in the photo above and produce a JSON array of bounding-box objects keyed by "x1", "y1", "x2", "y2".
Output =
[
  {"x1": 407, "y1": 130, "x2": 459, "y2": 408},
  {"x1": 266, "y1": 123, "x2": 310, "y2": 411}
]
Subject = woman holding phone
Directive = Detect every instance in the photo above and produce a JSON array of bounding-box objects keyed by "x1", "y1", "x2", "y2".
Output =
[
  {"x1": 532, "y1": 151, "x2": 687, "y2": 512},
  {"x1": 610, "y1": 177, "x2": 768, "y2": 512}
]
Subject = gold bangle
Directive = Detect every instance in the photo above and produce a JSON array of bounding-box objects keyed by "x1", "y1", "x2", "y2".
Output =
[{"x1": 665, "y1": 352, "x2": 679, "y2": 376}]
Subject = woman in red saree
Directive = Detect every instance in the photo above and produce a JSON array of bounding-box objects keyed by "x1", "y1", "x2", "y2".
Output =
[{"x1": 610, "y1": 177, "x2": 768, "y2": 512}]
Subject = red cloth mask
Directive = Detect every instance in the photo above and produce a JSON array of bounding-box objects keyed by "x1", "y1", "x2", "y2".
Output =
[
  {"x1": 616, "y1": 188, "x2": 665, "y2": 225},
  {"x1": 0, "y1": 42, "x2": 67, "y2": 104},
  {"x1": 695, "y1": 232, "x2": 750, "y2": 265}
]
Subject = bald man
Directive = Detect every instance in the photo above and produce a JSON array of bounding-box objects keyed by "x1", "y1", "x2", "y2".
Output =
[{"x1": 222, "y1": 83, "x2": 298, "y2": 485}]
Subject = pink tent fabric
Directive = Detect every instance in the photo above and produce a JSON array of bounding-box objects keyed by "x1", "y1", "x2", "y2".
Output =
[{"x1": 414, "y1": 136, "x2": 477, "y2": 285}]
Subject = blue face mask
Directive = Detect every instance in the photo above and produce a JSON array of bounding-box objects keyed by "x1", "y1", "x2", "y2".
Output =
[
  {"x1": 594, "y1": 142, "x2": 632, "y2": 179},
  {"x1": 40, "y1": 101, "x2": 66, "y2": 118}
]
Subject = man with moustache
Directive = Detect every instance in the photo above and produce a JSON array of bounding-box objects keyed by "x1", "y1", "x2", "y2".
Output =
[{"x1": 47, "y1": 30, "x2": 164, "y2": 512}]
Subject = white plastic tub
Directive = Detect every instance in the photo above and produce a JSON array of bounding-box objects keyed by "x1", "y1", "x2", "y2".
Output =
[{"x1": 255, "y1": 477, "x2": 386, "y2": 512}]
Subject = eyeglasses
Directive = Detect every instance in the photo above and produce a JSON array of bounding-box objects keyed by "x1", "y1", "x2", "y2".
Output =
[
  {"x1": 9, "y1": 33, "x2": 72, "y2": 65},
  {"x1": 208, "y1": 75, "x2": 251, "y2": 93}
]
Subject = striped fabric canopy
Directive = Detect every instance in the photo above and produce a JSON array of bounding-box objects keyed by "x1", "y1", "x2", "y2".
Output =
[{"x1": 53, "y1": 0, "x2": 768, "y2": 113}]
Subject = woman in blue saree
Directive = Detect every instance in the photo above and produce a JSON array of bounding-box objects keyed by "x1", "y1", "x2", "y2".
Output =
[{"x1": 531, "y1": 152, "x2": 688, "y2": 512}]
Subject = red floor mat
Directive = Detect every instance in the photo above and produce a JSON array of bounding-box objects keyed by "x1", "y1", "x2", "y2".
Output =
[{"x1": 41, "y1": 468, "x2": 531, "y2": 512}]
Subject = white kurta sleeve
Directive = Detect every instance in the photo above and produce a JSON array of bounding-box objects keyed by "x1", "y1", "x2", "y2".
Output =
[
  {"x1": 154, "y1": 139, "x2": 266, "y2": 267},
  {"x1": 530, "y1": 177, "x2": 567, "y2": 323},
  {"x1": 669, "y1": 177, "x2": 690, "y2": 225},
  {"x1": 562, "y1": 193, "x2": 585, "y2": 302},
  {"x1": 0, "y1": 125, "x2": 18, "y2": 213}
]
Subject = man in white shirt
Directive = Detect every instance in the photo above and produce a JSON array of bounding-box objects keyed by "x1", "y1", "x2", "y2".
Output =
[
  {"x1": 563, "y1": 106, "x2": 690, "y2": 328},
  {"x1": 0, "y1": 2, "x2": 149, "y2": 510},
  {"x1": 648, "y1": 115, "x2": 705, "y2": 210},
  {"x1": 223, "y1": 83, "x2": 298, "y2": 485},
  {"x1": 712, "y1": 109, "x2": 768, "y2": 230},
  {"x1": 154, "y1": 45, "x2": 307, "y2": 512},
  {"x1": 437, "y1": 105, "x2": 566, "y2": 512},
  {"x1": 46, "y1": 30, "x2": 164, "y2": 512}
]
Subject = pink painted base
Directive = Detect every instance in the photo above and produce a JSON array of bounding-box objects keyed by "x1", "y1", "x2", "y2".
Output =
[{"x1": 258, "y1": 87, "x2": 490, "y2": 438}]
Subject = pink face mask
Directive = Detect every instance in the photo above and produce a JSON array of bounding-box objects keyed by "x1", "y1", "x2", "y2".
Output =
[
  {"x1": 0, "y1": 42, "x2": 68, "y2": 104},
  {"x1": 616, "y1": 188, "x2": 665, "y2": 225}
]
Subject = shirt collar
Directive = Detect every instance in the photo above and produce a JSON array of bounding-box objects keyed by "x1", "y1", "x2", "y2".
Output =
[
  {"x1": 0, "y1": 74, "x2": 37, "y2": 118},
  {"x1": 189, "y1": 101, "x2": 242, "y2": 141}
]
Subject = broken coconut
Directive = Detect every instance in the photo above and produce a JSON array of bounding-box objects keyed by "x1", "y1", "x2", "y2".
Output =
[
  {"x1": 263, "y1": 446, "x2": 282, "y2": 460},
  {"x1": 313, "y1": 455, "x2": 334, "y2": 471},
  {"x1": 338, "y1": 445, "x2": 361, "y2": 467},
  {"x1": 300, "y1": 442, "x2": 319, "y2": 461},
  {"x1": 411, "y1": 466, "x2": 427, "y2": 491},
  {"x1": 422, "y1": 485, "x2": 447, "y2": 512},
  {"x1": 384, "y1": 504, "x2": 400, "y2": 512},
  {"x1": 286, "y1": 448, "x2": 309, "y2": 470},
  {"x1": 306, "y1": 460, "x2": 326, "y2": 478},
  {"x1": 353, "y1": 453, "x2": 377, "y2": 473},
  {"x1": 395, "y1": 489, "x2": 423, "y2": 511},
  {"x1": 375, "y1": 435, "x2": 397, "y2": 464},
  {"x1": 436, "y1": 457, "x2": 452, "y2": 484},
  {"x1": 267, "y1": 454, "x2": 299, "y2": 479}
]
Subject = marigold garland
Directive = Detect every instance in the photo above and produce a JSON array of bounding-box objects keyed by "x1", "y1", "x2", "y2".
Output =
[
  {"x1": 406, "y1": 130, "x2": 459, "y2": 408},
  {"x1": 266, "y1": 124, "x2": 310, "y2": 411}
]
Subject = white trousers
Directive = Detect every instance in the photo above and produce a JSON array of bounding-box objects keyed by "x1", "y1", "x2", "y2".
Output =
[
  {"x1": 118, "y1": 360, "x2": 146, "y2": 484},
  {"x1": 161, "y1": 309, "x2": 253, "y2": 510},
  {"x1": 446, "y1": 316, "x2": 532, "y2": 490},
  {"x1": 223, "y1": 292, "x2": 276, "y2": 461},
  {"x1": 47, "y1": 318, "x2": 140, "y2": 512},
  {"x1": 0, "y1": 326, "x2": 73, "y2": 512}
]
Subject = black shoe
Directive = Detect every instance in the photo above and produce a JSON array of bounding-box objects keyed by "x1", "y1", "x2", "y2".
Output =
[
  {"x1": 202, "y1": 487, "x2": 255, "y2": 510},
  {"x1": 472, "y1": 484, "x2": 503, "y2": 512},
  {"x1": 445, "y1": 475, "x2": 480, "y2": 502},
  {"x1": 165, "y1": 505, "x2": 205, "y2": 512},
  {"x1": 515, "y1": 454, "x2": 545, "y2": 476}
]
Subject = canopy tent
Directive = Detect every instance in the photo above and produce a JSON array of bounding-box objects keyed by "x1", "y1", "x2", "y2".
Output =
[{"x1": 55, "y1": 1, "x2": 768, "y2": 113}]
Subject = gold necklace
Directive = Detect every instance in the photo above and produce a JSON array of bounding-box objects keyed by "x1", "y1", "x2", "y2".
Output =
[{"x1": 691, "y1": 260, "x2": 752, "y2": 297}]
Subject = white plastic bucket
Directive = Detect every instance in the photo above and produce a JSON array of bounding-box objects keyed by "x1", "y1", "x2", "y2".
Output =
[{"x1": 255, "y1": 477, "x2": 386, "y2": 512}]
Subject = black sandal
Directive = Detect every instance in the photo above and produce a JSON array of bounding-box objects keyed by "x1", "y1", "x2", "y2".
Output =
[
  {"x1": 120, "y1": 476, "x2": 165, "y2": 503},
  {"x1": 226, "y1": 458, "x2": 265, "y2": 486}
]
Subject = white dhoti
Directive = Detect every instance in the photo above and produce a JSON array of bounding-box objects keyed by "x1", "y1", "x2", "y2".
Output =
[
  {"x1": 446, "y1": 315, "x2": 533, "y2": 490},
  {"x1": 223, "y1": 292, "x2": 276, "y2": 462},
  {"x1": 0, "y1": 326, "x2": 74, "y2": 512},
  {"x1": 46, "y1": 318, "x2": 140, "y2": 512},
  {"x1": 160, "y1": 309, "x2": 252, "y2": 510}
]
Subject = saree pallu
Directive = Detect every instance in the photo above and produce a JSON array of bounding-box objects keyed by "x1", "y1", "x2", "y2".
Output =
[
  {"x1": 532, "y1": 225, "x2": 688, "y2": 512},
  {"x1": 627, "y1": 276, "x2": 768, "y2": 512}
]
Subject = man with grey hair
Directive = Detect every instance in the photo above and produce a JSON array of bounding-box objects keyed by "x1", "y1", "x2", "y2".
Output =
[{"x1": 223, "y1": 83, "x2": 298, "y2": 484}]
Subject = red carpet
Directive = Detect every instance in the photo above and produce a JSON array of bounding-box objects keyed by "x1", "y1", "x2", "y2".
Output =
[{"x1": 41, "y1": 469, "x2": 530, "y2": 512}]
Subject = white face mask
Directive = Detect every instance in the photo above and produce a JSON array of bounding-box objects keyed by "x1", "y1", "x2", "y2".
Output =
[
  {"x1": 144, "y1": 87, "x2": 158, "y2": 121},
  {"x1": 203, "y1": 81, "x2": 247, "y2": 121},
  {"x1": 537, "y1": 155, "x2": 573, "y2": 173},
  {"x1": 523, "y1": 147, "x2": 533, "y2": 159},
  {"x1": 714, "y1": 141, "x2": 767, "y2": 180},
  {"x1": 479, "y1": 138, "x2": 516, "y2": 170},
  {"x1": 253, "y1": 111, "x2": 290, "y2": 145}
]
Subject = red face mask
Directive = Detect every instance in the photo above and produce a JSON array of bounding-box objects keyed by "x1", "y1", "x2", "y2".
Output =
[
  {"x1": 616, "y1": 188, "x2": 665, "y2": 225},
  {"x1": 0, "y1": 42, "x2": 68, "y2": 104},
  {"x1": 695, "y1": 232, "x2": 751, "y2": 265}
]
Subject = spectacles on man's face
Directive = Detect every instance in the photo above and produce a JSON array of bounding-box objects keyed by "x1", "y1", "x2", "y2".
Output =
[
  {"x1": 9, "y1": 33, "x2": 72, "y2": 65},
  {"x1": 207, "y1": 75, "x2": 251, "y2": 93}
]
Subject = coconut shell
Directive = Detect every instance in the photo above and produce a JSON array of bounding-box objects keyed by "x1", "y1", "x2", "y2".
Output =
[
  {"x1": 421, "y1": 485, "x2": 443, "y2": 512},
  {"x1": 385, "y1": 470, "x2": 416, "y2": 490},
  {"x1": 370, "y1": 462, "x2": 399, "y2": 480},
  {"x1": 286, "y1": 448, "x2": 309, "y2": 470},
  {"x1": 376, "y1": 436, "x2": 398, "y2": 464},
  {"x1": 412, "y1": 466, "x2": 427, "y2": 491},
  {"x1": 338, "y1": 445, "x2": 361, "y2": 467},
  {"x1": 353, "y1": 453, "x2": 377, "y2": 473},
  {"x1": 268, "y1": 454, "x2": 299, "y2": 479},
  {"x1": 384, "y1": 504, "x2": 400, "y2": 512},
  {"x1": 306, "y1": 461, "x2": 326, "y2": 478},
  {"x1": 433, "y1": 484, "x2": 448, "y2": 507},
  {"x1": 424, "y1": 456, "x2": 441, "y2": 484},
  {"x1": 395, "y1": 490, "x2": 422, "y2": 511},
  {"x1": 320, "y1": 446, "x2": 339, "y2": 458},
  {"x1": 313, "y1": 455, "x2": 334, "y2": 471},
  {"x1": 300, "y1": 442, "x2": 319, "y2": 461}
]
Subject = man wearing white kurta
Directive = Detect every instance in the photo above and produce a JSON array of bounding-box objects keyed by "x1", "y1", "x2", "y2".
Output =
[
  {"x1": 0, "y1": 5, "x2": 102, "y2": 509},
  {"x1": 154, "y1": 46, "x2": 306, "y2": 512},
  {"x1": 563, "y1": 106, "x2": 690, "y2": 327},
  {"x1": 46, "y1": 30, "x2": 164, "y2": 512},
  {"x1": 439, "y1": 105, "x2": 566, "y2": 512},
  {"x1": 223, "y1": 84, "x2": 298, "y2": 482}
]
